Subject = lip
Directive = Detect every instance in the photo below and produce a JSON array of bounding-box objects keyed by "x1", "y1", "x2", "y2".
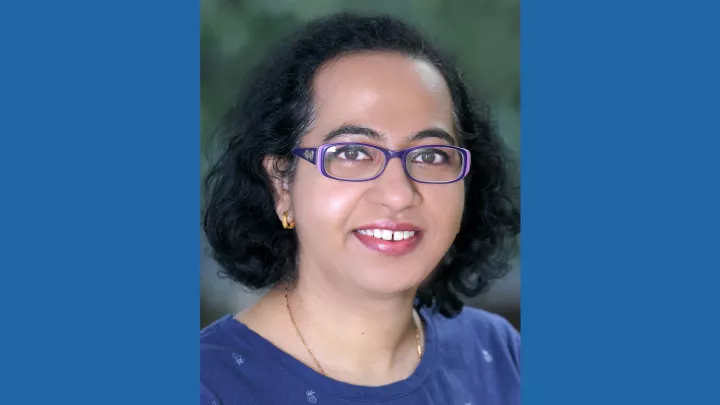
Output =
[
  {"x1": 353, "y1": 220, "x2": 422, "y2": 232},
  {"x1": 353, "y1": 231, "x2": 423, "y2": 256},
  {"x1": 352, "y1": 221, "x2": 423, "y2": 256}
]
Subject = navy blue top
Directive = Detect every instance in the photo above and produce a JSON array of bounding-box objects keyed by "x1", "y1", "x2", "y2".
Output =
[{"x1": 200, "y1": 306, "x2": 520, "y2": 405}]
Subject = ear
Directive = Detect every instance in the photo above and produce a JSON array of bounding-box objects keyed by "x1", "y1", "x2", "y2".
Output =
[{"x1": 262, "y1": 155, "x2": 293, "y2": 220}]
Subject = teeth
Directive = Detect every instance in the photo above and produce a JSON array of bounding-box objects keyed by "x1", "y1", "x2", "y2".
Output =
[{"x1": 356, "y1": 229, "x2": 417, "y2": 241}]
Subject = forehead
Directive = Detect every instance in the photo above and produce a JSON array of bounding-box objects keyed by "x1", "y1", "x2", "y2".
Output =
[{"x1": 307, "y1": 52, "x2": 455, "y2": 145}]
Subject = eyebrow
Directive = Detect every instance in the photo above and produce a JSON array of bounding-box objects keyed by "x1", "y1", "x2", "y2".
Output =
[
  {"x1": 410, "y1": 128, "x2": 457, "y2": 146},
  {"x1": 322, "y1": 125, "x2": 457, "y2": 146},
  {"x1": 322, "y1": 125, "x2": 387, "y2": 143}
]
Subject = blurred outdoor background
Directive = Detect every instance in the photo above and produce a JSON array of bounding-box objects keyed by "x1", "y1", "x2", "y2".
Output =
[{"x1": 200, "y1": 0, "x2": 520, "y2": 330}]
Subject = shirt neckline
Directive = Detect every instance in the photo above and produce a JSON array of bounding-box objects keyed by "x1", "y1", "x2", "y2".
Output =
[{"x1": 221, "y1": 306, "x2": 439, "y2": 401}]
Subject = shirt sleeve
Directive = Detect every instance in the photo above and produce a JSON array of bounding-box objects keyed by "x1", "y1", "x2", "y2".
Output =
[
  {"x1": 200, "y1": 382, "x2": 221, "y2": 405},
  {"x1": 201, "y1": 380, "x2": 259, "y2": 405},
  {"x1": 504, "y1": 319, "x2": 521, "y2": 373},
  {"x1": 200, "y1": 393, "x2": 218, "y2": 405}
]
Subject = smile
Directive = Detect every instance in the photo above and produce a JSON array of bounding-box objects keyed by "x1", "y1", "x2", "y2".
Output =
[
  {"x1": 352, "y1": 225, "x2": 423, "y2": 256},
  {"x1": 354, "y1": 229, "x2": 417, "y2": 241}
]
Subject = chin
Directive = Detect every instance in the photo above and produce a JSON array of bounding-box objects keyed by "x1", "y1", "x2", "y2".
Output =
[{"x1": 350, "y1": 268, "x2": 428, "y2": 297}]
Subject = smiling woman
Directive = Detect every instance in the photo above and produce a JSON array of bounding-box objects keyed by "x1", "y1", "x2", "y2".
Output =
[{"x1": 201, "y1": 12, "x2": 520, "y2": 405}]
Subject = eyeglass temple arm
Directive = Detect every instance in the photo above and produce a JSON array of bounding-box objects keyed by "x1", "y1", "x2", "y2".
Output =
[{"x1": 291, "y1": 148, "x2": 317, "y2": 164}]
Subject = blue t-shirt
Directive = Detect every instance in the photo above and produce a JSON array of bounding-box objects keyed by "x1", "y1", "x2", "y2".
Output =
[{"x1": 200, "y1": 306, "x2": 520, "y2": 404}]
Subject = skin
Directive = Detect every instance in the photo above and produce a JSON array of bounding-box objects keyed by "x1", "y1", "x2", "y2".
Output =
[{"x1": 238, "y1": 52, "x2": 465, "y2": 386}]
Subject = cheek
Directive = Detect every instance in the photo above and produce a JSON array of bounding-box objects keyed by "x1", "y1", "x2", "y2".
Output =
[
  {"x1": 423, "y1": 184, "x2": 465, "y2": 229},
  {"x1": 292, "y1": 169, "x2": 364, "y2": 232}
]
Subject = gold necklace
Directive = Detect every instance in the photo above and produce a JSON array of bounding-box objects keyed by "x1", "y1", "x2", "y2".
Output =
[{"x1": 284, "y1": 285, "x2": 423, "y2": 376}]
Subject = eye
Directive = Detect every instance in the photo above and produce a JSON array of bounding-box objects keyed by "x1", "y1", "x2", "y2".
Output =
[
  {"x1": 411, "y1": 149, "x2": 449, "y2": 164},
  {"x1": 335, "y1": 146, "x2": 371, "y2": 161}
]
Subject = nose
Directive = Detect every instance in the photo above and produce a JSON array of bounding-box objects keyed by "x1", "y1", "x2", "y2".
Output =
[{"x1": 366, "y1": 157, "x2": 419, "y2": 212}]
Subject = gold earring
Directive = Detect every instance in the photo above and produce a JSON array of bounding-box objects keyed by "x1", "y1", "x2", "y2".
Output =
[{"x1": 281, "y1": 211, "x2": 295, "y2": 230}]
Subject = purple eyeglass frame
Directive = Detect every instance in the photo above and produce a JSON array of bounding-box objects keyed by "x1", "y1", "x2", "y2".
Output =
[{"x1": 292, "y1": 142, "x2": 471, "y2": 184}]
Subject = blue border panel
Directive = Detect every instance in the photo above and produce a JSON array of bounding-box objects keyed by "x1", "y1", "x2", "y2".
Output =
[
  {"x1": 523, "y1": 0, "x2": 720, "y2": 404},
  {"x1": 2, "y1": 0, "x2": 720, "y2": 404},
  {"x1": 1, "y1": 0, "x2": 198, "y2": 403}
]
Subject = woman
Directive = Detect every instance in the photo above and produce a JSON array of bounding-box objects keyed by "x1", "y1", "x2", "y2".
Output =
[{"x1": 201, "y1": 12, "x2": 520, "y2": 405}]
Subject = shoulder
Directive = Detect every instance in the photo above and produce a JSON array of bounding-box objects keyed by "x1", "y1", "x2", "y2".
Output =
[
  {"x1": 200, "y1": 315, "x2": 258, "y2": 404},
  {"x1": 200, "y1": 315, "x2": 244, "y2": 367},
  {"x1": 201, "y1": 314, "x2": 239, "y2": 347},
  {"x1": 428, "y1": 306, "x2": 519, "y2": 341},
  {"x1": 449, "y1": 306, "x2": 518, "y2": 337},
  {"x1": 425, "y1": 306, "x2": 520, "y2": 372}
]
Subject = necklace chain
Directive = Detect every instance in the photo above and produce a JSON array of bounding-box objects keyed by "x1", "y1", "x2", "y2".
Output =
[{"x1": 284, "y1": 285, "x2": 423, "y2": 377}]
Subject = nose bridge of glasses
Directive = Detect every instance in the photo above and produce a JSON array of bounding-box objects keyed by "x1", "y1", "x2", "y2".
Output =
[
  {"x1": 377, "y1": 149, "x2": 414, "y2": 185},
  {"x1": 384, "y1": 149, "x2": 407, "y2": 161},
  {"x1": 381, "y1": 149, "x2": 411, "y2": 176}
]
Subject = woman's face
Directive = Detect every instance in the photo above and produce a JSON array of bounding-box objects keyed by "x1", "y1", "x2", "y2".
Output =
[{"x1": 286, "y1": 52, "x2": 464, "y2": 295}]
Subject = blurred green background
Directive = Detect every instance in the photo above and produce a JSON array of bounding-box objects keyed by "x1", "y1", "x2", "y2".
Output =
[{"x1": 200, "y1": 0, "x2": 520, "y2": 329}]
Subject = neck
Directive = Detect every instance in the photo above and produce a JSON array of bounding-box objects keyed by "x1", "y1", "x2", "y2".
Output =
[{"x1": 280, "y1": 271, "x2": 422, "y2": 384}]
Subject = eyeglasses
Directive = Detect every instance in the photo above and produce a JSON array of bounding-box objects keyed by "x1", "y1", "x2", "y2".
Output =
[{"x1": 292, "y1": 142, "x2": 471, "y2": 184}]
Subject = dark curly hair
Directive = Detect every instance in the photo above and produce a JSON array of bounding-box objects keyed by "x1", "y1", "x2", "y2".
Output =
[{"x1": 203, "y1": 12, "x2": 520, "y2": 318}]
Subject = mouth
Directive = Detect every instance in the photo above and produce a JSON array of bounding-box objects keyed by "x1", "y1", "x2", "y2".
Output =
[{"x1": 352, "y1": 222, "x2": 423, "y2": 256}]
